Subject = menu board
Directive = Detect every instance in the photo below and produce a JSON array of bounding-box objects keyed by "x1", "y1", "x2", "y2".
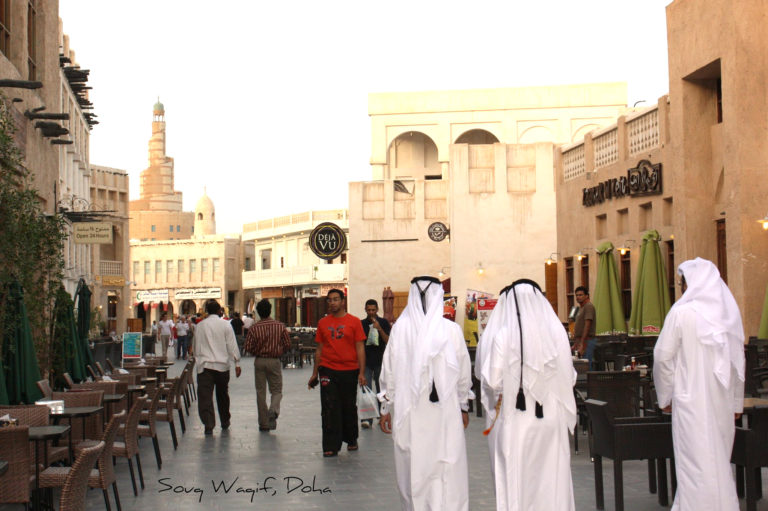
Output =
[{"x1": 122, "y1": 332, "x2": 142, "y2": 360}]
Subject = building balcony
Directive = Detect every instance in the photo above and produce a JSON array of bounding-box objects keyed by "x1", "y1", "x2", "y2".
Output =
[
  {"x1": 99, "y1": 260, "x2": 123, "y2": 276},
  {"x1": 242, "y1": 263, "x2": 348, "y2": 289}
]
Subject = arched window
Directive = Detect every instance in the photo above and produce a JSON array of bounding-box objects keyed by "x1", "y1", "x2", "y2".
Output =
[
  {"x1": 198, "y1": 213, "x2": 203, "y2": 220},
  {"x1": 455, "y1": 129, "x2": 499, "y2": 144}
]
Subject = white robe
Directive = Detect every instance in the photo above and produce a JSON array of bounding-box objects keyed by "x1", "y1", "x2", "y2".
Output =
[
  {"x1": 486, "y1": 327, "x2": 576, "y2": 511},
  {"x1": 380, "y1": 322, "x2": 472, "y2": 511},
  {"x1": 654, "y1": 304, "x2": 744, "y2": 511}
]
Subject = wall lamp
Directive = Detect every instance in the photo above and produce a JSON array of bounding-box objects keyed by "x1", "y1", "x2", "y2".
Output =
[
  {"x1": 545, "y1": 252, "x2": 560, "y2": 265},
  {"x1": 438, "y1": 267, "x2": 450, "y2": 277},
  {"x1": 576, "y1": 248, "x2": 593, "y2": 262},
  {"x1": 618, "y1": 240, "x2": 636, "y2": 255},
  {"x1": 476, "y1": 262, "x2": 485, "y2": 275},
  {"x1": 759, "y1": 214, "x2": 768, "y2": 231}
]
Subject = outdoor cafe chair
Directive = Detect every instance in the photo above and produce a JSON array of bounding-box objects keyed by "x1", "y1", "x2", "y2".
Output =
[
  {"x1": 137, "y1": 387, "x2": 163, "y2": 469},
  {"x1": 105, "y1": 358, "x2": 116, "y2": 373},
  {"x1": 37, "y1": 378, "x2": 53, "y2": 399},
  {"x1": 40, "y1": 410, "x2": 126, "y2": 511},
  {"x1": 113, "y1": 395, "x2": 148, "y2": 496},
  {"x1": 0, "y1": 404, "x2": 69, "y2": 466},
  {"x1": 52, "y1": 390, "x2": 105, "y2": 442},
  {"x1": 86, "y1": 364, "x2": 101, "y2": 381},
  {"x1": 732, "y1": 405, "x2": 768, "y2": 511},
  {"x1": 94, "y1": 361, "x2": 107, "y2": 377},
  {"x1": 157, "y1": 377, "x2": 182, "y2": 447},
  {"x1": 0, "y1": 426, "x2": 34, "y2": 507},
  {"x1": 62, "y1": 372, "x2": 75, "y2": 388},
  {"x1": 585, "y1": 399, "x2": 675, "y2": 511},
  {"x1": 58, "y1": 441, "x2": 104, "y2": 511}
]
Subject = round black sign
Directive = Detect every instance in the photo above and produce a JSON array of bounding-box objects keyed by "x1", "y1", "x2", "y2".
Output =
[
  {"x1": 428, "y1": 222, "x2": 449, "y2": 242},
  {"x1": 309, "y1": 222, "x2": 347, "y2": 261}
]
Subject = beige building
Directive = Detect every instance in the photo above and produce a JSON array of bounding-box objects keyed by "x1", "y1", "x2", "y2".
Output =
[
  {"x1": 554, "y1": 0, "x2": 768, "y2": 335},
  {"x1": 89, "y1": 165, "x2": 130, "y2": 336},
  {"x1": 130, "y1": 192, "x2": 249, "y2": 329},
  {"x1": 241, "y1": 210, "x2": 348, "y2": 326},
  {"x1": 349, "y1": 83, "x2": 629, "y2": 330},
  {"x1": 129, "y1": 101, "x2": 194, "y2": 241}
]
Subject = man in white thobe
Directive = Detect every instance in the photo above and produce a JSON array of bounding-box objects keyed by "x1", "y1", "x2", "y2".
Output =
[
  {"x1": 379, "y1": 276, "x2": 473, "y2": 511},
  {"x1": 654, "y1": 258, "x2": 744, "y2": 511},
  {"x1": 477, "y1": 279, "x2": 577, "y2": 511}
]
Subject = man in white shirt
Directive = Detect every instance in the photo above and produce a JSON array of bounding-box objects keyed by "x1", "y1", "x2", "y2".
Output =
[
  {"x1": 189, "y1": 300, "x2": 242, "y2": 435},
  {"x1": 175, "y1": 316, "x2": 190, "y2": 360},
  {"x1": 157, "y1": 313, "x2": 174, "y2": 358}
]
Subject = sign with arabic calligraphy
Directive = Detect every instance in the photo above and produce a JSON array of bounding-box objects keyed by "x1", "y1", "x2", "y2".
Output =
[
  {"x1": 174, "y1": 287, "x2": 222, "y2": 300},
  {"x1": 582, "y1": 160, "x2": 663, "y2": 207},
  {"x1": 136, "y1": 289, "x2": 169, "y2": 303},
  {"x1": 73, "y1": 222, "x2": 113, "y2": 244}
]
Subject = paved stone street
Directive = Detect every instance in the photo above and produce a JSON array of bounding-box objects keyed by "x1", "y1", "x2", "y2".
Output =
[{"x1": 75, "y1": 357, "x2": 768, "y2": 510}]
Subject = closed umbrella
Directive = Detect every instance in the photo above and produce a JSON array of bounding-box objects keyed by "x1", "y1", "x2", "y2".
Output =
[
  {"x1": 53, "y1": 286, "x2": 86, "y2": 383},
  {"x1": 758, "y1": 284, "x2": 768, "y2": 339},
  {"x1": 74, "y1": 279, "x2": 95, "y2": 370},
  {"x1": 593, "y1": 241, "x2": 627, "y2": 335},
  {"x1": 628, "y1": 230, "x2": 671, "y2": 336},
  {"x1": 0, "y1": 362, "x2": 8, "y2": 405},
  {"x1": 3, "y1": 281, "x2": 42, "y2": 404}
]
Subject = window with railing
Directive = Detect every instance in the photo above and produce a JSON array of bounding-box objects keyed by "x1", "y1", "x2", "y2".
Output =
[
  {"x1": 212, "y1": 258, "x2": 220, "y2": 277},
  {"x1": 166, "y1": 260, "x2": 173, "y2": 282},
  {"x1": 27, "y1": 0, "x2": 36, "y2": 80},
  {"x1": 189, "y1": 259, "x2": 196, "y2": 281},
  {"x1": 620, "y1": 250, "x2": 632, "y2": 319},
  {"x1": 155, "y1": 260, "x2": 162, "y2": 283},
  {"x1": 201, "y1": 258, "x2": 208, "y2": 280}
]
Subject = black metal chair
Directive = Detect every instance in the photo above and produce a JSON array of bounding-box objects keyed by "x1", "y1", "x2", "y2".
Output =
[
  {"x1": 732, "y1": 406, "x2": 768, "y2": 511},
  {"x1": 585, "y1": 399, "x2": 675, "y2": 511}
]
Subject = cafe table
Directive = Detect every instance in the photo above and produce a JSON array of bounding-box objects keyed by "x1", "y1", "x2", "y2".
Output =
[
  {"x1": 126, "y1": 384, "x2": 146, "y2": 409},
  {"x1": 28, "y1": 424, "x2": 70, "y2": 509},
  {"x1": 50, "y1": 406, "x2": 104, "y2": 445},
  {"x1": 103, "y1": 393, "x2": 126, "y2": 423}
]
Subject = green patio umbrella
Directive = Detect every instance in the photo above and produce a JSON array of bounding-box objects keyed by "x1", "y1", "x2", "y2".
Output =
[
  {"x1": 74, "y1": 279, "x2": 95, "y2": 370},
  {"x1": 628, "y1": 230, "x2": 672, "y2": 336},
  {"x1": 0, "y1": 361, "x2": 8, "y2": 405},
  {"x1": 593, "y1": 241, "x2": 627, "y2": 335},
  {"x1": 3, "y1": 281, "x2": 42, "y2": 404},
  {"x1": 758, "y1": 283, "x2": 768, "y2": 339},
  {"x1": 53, "y1": 286, "x2": 86, "y2": 383}
]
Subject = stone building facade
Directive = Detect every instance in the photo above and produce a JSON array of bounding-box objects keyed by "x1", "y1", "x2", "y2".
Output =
[
  {"x1": 349, "y1": 83, "x2": 629, "y2": 330},
  {"x1": 553, "y1": 0, "x2": 768, "y2": 335}
]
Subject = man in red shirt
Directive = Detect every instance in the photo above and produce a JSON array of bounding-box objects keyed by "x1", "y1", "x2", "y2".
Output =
[{"x1": 308, "y1": 289, "x2": 366, "y2": 457}]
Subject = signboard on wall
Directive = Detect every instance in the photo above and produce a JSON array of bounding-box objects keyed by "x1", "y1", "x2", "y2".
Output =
[
  {"x1": 309, "y1": 222, "x2": 347, "y2": 260},
  {"x1": 73, "y1": 222, "x2": 113, "y2": 244},
  {"x1": 174, "y1": 287, "x2": 222, "y2": 300},
  {"x1": 135, "y1": 289, "x2": 169, "y2": 303},
  {"x1": 122, "y1": 332, "x2": 142, "y2": 359}
]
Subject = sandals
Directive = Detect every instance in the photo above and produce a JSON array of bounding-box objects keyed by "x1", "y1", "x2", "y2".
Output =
[
  {"x1": 323, "y1": 451, "x2": 337, "y2": 458},
  {"x1": 347, "y1": 444, "x2": 358, "y2": 451}
]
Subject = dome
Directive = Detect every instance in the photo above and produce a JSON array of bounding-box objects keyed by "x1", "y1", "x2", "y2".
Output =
[
  {"x1": 153, "y1": 98, "x2": 164, "y2": 113},
  {"x1": 195, "y1": 191, "x2": 215, "y2": 215},
  {"x1": 194, "y1": 188, "x2": 216, "y2": 237}
]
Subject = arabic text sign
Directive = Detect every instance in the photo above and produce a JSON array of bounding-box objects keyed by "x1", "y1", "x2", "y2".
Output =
[
  {"x1": 73, "y1": 222, "x2": 113, "y2": 244},
  {"x1": 136, "y1": 289, "x2": 169, "y2": 303},
  {"x1": 122, "y1": 332, "x2": 142, "y2": 359},
  {"x1": 174, "y1": 287, "x2": 222, "y2": 300}
]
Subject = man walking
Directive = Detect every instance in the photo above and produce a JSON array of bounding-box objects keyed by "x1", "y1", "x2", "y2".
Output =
[
  {"x1": 379, "y1": 276, "x2": 472, "y2": 511},
  {"x1": 308, "y1": 289, "x2": 366, "y2": 457},
  {"x1": 360, "y1": 299, "x2": 390, "y2": 428},
  {"x1": 244, "y1": 299, "x2": 291, "y2": 432},
  {"x1": 572, "y1": 286, "x2": 596, "y2": 367},
  {"x1": 654, "y1": 258, "x2": 744, "y2": 510},
  {"x1": 189, "y1": 300, "x2": 241, "y2": 435},
  {"x1": 157, "y1": 312, "x2": 174, "y2": 358},
  {"x1": 175, "y1": 315, "x2": 189, "y2": 360}
]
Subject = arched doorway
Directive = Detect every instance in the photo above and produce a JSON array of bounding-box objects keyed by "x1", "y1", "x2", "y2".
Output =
[
  {"x1": 387, "y1": 131, "x2": 440, "y2": 180},
  {"x1": 135, "y1": 302, "x2": 147, "y2": 331},
  {"x1": 181, "y1": 300, "x2": 197, "y2": 315},
  {"x1": 455, "y1": 129, "x2": 499, "y2": 144}
]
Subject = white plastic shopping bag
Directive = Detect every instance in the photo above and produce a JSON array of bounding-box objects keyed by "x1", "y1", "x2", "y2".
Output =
[{"x1": 357, "y1": 385, "x2": 380, "y2": 420}]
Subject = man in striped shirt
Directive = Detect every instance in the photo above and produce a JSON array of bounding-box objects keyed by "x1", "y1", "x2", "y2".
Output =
[{"x1": 244, "y1": 299, "x2": 291, "y2": 431}]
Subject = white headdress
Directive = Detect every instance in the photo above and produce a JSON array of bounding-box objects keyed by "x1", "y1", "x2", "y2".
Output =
[
  {"x1": 667, "y1": 258, "x2": 744, "y2": 387},
  {"x1": 389, "y1": 276, "x2": 458, "y2": 429}
]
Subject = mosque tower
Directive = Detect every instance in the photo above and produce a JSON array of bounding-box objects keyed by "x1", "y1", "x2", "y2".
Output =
[
  {"x1": 194, "y1": 187, "x2": 216, "y2": 238},
  {"x1": 128, "y1": 99, "x2": 194, "y2": 241}
]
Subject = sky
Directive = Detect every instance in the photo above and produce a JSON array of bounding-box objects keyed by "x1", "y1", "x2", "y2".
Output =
[{"x1": 59, "y1": 0, "x2": 672, "y2": 235}]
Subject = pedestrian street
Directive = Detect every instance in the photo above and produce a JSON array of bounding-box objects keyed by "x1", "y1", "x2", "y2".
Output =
[{"x1": 72, "y1": 357, "x2": 768, "y2": 511}]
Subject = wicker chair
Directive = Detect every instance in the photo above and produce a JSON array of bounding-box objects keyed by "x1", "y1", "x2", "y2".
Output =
[
  {"x1": 586, "y1": 370, "x2": 641, "y2": 419},
  {"x1": 52, "y1": 390, "x2": 105, "y2": 442},
  {"x1": 732, "y1": 405, "x2": 768, "y2": 511},
  {"x1": 114, "y1": 395, "x2": 148, "y2": 496},
  {"x1": 40, "y1": 410, "x2": 126, "y2": 511},
  {"x1": 174, "y1": 368, "x2": 190, "y2": 426},
  {"x1": 73, "y1": 380, "x2": 127, "y2": 417},
  {"x1": 59, "y1": 441, "x2": 104, "y2": 511},
  {"x1": 37, "y1": 378, "x2": 53, "y2": 399},
  {"x1": 0, "y1": 404, "x2": 69, "y2": 466},
  {"x1": 586, "y1": 399, "x2": 674, "y2": 511},
  {"x1": 0, "y1": 426, "x2": 34, "y2": 506},
  {"x1": 86, "y1": 364, "x2": 101, "y2": 381},
  {"x1": 63, "y1": 372, "x2": 76, "y2": 388},
  {"x1": 157, "y1": 377, "x2": 181, "y2": 448},
  {"x1": 94, "y1": 361, "x2": 107, "y2": 376},
  {"x1": 136, "y1": 387, "x2": 163, "y2": 469},
  {"x1": 186, "y1": 358, "x2": 197, "y2": 401}
]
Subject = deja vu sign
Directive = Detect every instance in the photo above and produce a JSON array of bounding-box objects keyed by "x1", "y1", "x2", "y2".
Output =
[{"x1": 309, "y1": 222, "x2": 347, "y2": 261}]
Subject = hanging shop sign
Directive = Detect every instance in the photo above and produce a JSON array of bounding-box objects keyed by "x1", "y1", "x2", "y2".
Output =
[
  {"x1": 135, "y1": 289, "x2": 169, "y2": 303},
  {"x1": 174, "y1": 287, "x2": 222, "y2": 300},
  {"x1": 582, "y1": 160, "x2": 662, "y2": 207},
  {"x1": 309, "y1": 222, "x2": 347, "y2": 260},
  {"x1": 73, "y1": 222, "x2": 113, "y2": 244},
  {"x1": 427, "y1": 222, "x2": 450, "y2": 242}
]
